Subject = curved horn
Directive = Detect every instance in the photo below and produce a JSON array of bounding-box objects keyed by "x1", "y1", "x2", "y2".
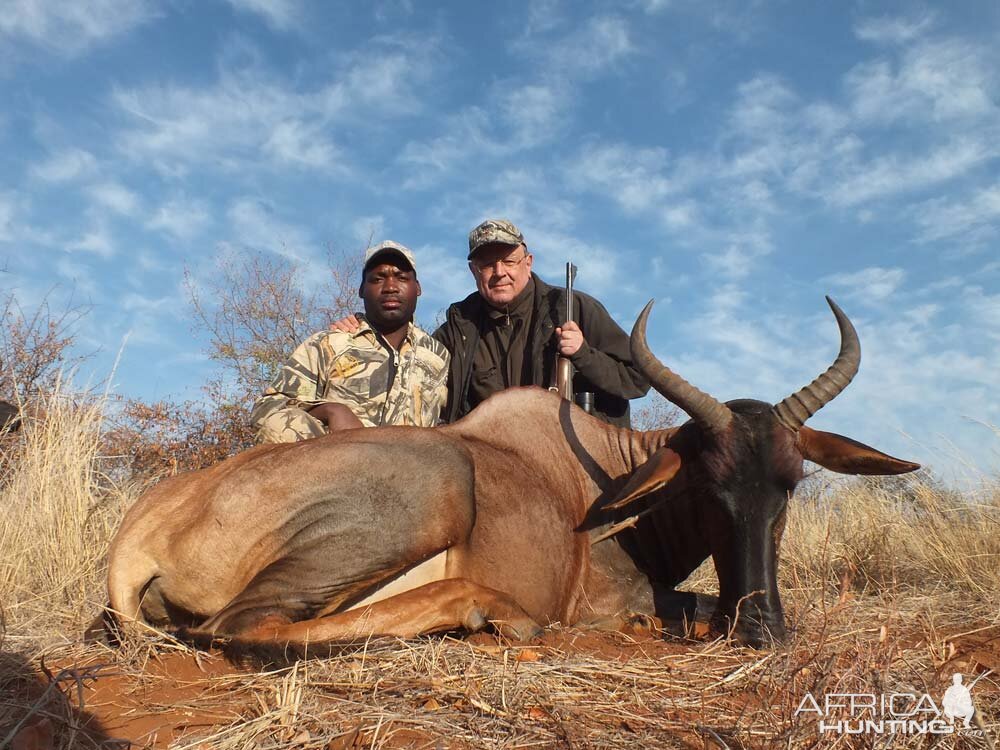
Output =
[
  {"x1": 631, "y1": 300, "x2": 733, "y2": 435},
  {"x1": 772, "y1": 296, "x2": 860, "y2": 432}
]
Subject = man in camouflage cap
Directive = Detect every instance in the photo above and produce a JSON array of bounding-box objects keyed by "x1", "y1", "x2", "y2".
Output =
[
  {"x1": 251, "y1": 241, "x2": 449, "y2": 443},
  {"x1": 433, "y1": 218, "x2": 648, "y2": 427}
]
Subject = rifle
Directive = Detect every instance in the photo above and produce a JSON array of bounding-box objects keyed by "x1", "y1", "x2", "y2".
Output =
[
  {"x1": 556, "y1": 263, "x2": 577, "y2": 403},
  {"x1": 555, "y1": 263, "x2": 594, "y2": 413}
]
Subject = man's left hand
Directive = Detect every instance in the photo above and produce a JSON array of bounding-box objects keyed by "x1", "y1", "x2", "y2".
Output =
[{"x1": 555, "y1": 321, "x2": 585, "y2": 356}]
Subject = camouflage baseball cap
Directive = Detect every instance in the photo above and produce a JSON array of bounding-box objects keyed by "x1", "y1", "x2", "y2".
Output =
[
  {"x1": 467, "y1": 218, "x2": 525, "y2": 258},
  {"x1": 363, "y1": 240, "x2": 417, "y2": 276}
]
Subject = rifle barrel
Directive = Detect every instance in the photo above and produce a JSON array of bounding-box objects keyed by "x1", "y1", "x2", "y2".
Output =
[{"x1": 566, "y1": 263, "x2": 576, "y2": 324}]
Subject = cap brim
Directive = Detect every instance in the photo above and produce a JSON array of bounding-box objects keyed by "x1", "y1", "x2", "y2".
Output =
[
  {"x1": 467, "y1": 239, "x2": 522, "y2": 259},
  {"x1": 364, "y1": 249, "x2": 414, "y2": 272}
]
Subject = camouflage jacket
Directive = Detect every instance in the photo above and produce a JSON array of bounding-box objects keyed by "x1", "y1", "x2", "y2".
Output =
[{"x1": 251, "y1": 319, "x2": 450, "y2": 435}]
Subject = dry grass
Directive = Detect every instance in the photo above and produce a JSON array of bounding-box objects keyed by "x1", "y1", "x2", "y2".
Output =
[
  {"x1": 785, "y1": 473, "x2": 1000, "y2": 598},
  {"x1": 1, "y1": 399, "x2": 998, "y2": 749},
  {"x1": 0, "y1": 386, "x2": 141, "y2": 645}
]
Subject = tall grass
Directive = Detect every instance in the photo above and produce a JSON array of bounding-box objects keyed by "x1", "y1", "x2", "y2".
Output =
[
  {"x1": 0, "y1": 384, "x2": 140, "y2": 643},
  {"x1": 785, "y1": 473, "x2": 1000, "y2": 601}
]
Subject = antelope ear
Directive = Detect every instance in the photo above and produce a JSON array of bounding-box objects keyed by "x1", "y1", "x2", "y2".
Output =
[
  {"x1": 605, "y1": 447, "x2": 682, "y2": 510},
  {"x1": 796, "y1": 426, "x2": 920, "y2": 475}
]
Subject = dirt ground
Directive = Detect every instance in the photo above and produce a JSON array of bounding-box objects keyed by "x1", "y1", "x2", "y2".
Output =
[{"x1": 4, "y1": 617, "x2": 999, "y2": 750}]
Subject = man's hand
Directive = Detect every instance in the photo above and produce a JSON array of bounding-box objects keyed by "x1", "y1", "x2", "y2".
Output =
[
  {"x1": 555, "y1": 320, "x2": 585, "y2": 356},
  {"x1": 329, "y1": 314, "x2": 362, "y2": 333},
  {"x1": 307, "y1": 402, "x2": 363, "y2": 431}
]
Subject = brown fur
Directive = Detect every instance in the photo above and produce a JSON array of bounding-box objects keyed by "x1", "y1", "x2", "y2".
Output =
[
  {"x1": 107, "y1": 392, "x2": 651, "y2": 647},
  {"x1": 107, "y1": 308, "x2": 919, "y2": 652}
]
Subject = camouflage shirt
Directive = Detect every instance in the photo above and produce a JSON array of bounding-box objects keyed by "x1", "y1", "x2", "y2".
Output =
[{"x1": 251, "y1": 319, "x2": 450, "y2": 442}]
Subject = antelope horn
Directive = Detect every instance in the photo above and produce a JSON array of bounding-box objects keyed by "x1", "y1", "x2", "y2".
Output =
[
  {"x1": 772, "y1": 296, "x2": 860, "y2": 432},
  {"x1": 631, "y1": 300, "x2": 733, "y2": 435}
]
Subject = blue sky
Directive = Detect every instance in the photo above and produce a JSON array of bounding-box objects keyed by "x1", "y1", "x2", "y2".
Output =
[{"x1": 1, "y1": 1, "x2": 998, "y2": 484}]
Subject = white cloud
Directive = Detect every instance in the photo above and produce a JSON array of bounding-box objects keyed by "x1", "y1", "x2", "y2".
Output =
[
  {"x1": 901, "y1": 303, "x2": 940, "y2": 327},
  {"x1": 0, "y1": 0, "x2": 156, "y2": 56},
  {"x1": 500, "y1": 83, "x2": 569, "y2": 148},
  {"x1": 88, "y1": 181, "x2": 139, "y2": 216},
  {"x1": 566, "y1": 142, "x2": 675, "y2": 213},
  {"x1": 121, "y1": 291, "x2": 175, "y2": 314},
  {"x1": 0, "y1": 193, "x2": 59, "y2": 250},
  {"x1": 703, "y1": 244, "x2": 754, "y2": 280},
  {"x1": 351, "y1": 215, "x2": 386, "y2": 246},
  {"x1": 471, "y1": 168, "x2": 580, "y2": 235},
  {"x1": 0, "y1": 195, "x2": 14, "y2": 242},
  {"x1": 264, "y1": 120, "x2": 341, "y2": 170},
  {"x1": 638, "y1": 0, "x2": 672, "y2": 13},
  {"x1": 29, "y1": 148, "x2": 98, "y2": 182},
  {"x1": 67, "y1": 226, "x2": 115, "y2": 258},
  {"x1": 822, "y1": 137, "x2": 993, "y2": 207},
  {"x1": 398, "y1": 108, "x2": 500, "y2": 185},
  {"x1": 962, "y1": 286, "x2": 1000, "y2": 337},
  {"x1": 548, "y1": 15, "x2": 633, "y2": 76},
  {"x1": 697, "y1": 39, "x2": 1000, "y2": 218},
  {"x1": 146, "y1": 196, "x2": 212, "y2": 241},
  {"x1": 979, "y1": 260, "x2": 1000, "y2": 276},
  {"x1": 712, "y1": 64, "x2": 995, "y2": 208},
  {"x1": 227, "y1": 197, "x2": 314, "y2": 262},
  {"x1": 800, "y1": 101, "x2": 850, "y2": 138},
  {"x1": 399, "y1": 14, "x2": 632, "y2": 187},
  {"x1": 733, "y1": 180, "x2": 777, "y2": 214},
  {"x1": 399, "y1": 81, "x2": 569, "y2": 185},
  {"x1": 225, "y1": 0, "x2": 303, "y2": 31},
  {"x1": 526, "y1": 0, "x2": 564, "y2": 34},
  {"x1": 373, "y1": 0, "x2": 414, "y2": 24},
  {"x1": 341, "y1": 51, "x2": 432, "y2": 108},
  {"x1": 686, "y1": 283, "x2": 778, "y2": 365},
  {"x1": 823, "y1": 266, "x2": 906, "y2": 302},
  {"x1": 699, "y1": 219, "x2": 774, "y2": 280},
  {"x1": 728, "y1": 75, "x2": 799, "y2": 139},
  {"x1": 846, "y1": 39, "x2": 997, "y2": 125},
  {"x1": 525, "y1": 227, "x2": 624, "y2": 298},
  {"x1": 913, "y1": 183, "x2": 1000, "y2": 243},
  {"x1": 853, "y1": 12, "x2": 935, "y2": 45},
  {"x1": 53, "y1": 256, "x2": 99, "y2": 296},
  {"x1": 512, "y1": 12, "x2": 634, "y2": 80},
  {"x1": 113, "y1": 41, "x2": 435, "y2": 175},
  {"x1": 661, "y1": 200, "x2": 699, "y2": 229},
  {"x1": 420, "y1": 166, "x2": 581, "y2": 254},
  {"x1": 412, "y1": 243, "x2": 474, "y2": 315}
]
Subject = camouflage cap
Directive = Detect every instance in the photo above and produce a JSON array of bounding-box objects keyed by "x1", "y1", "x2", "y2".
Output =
[
  {"x1": 363, "y1": 240, "x2": 417, "y2": 276},
  {"x1": 467, "y1": 218, "x2": 525, "y2": 258}
]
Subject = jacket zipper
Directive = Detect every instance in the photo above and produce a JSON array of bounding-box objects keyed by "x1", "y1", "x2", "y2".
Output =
[{"x1": 373, "y1": 331, "x2": 399, "y2": 426}]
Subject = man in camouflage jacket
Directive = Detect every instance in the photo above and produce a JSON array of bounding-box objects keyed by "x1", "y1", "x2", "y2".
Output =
[{"x1": 251, "y1": 241, "x2": 449, "y2": 443}]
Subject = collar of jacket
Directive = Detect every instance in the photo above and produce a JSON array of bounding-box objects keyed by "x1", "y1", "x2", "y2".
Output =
[
  {"x1": 353, "y1": 315, "x2": 418, "y2": 350},
  {"x1": 450, "y1": 273, "x2": 564, "y2": 386}
]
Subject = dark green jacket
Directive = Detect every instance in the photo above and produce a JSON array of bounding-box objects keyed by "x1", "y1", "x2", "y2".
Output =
[{"x1": 433, "y1": 274, "x2": 649, "y2": 427}]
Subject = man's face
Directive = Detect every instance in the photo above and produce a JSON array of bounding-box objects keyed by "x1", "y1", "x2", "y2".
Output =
[
  {"x1": 360, "y1": 259, "x2": 421, "y2": 330},
  {"x1": 468, "y1": 242, "x2": 533, "y2": 308}
]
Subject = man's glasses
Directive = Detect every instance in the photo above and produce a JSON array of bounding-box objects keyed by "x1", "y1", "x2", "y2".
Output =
[{"x1": 472, "y1": 253, "x2": 529, "y2": 273}]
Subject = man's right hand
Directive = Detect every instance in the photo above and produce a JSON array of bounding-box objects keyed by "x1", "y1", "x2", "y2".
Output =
[
  {"x1": 329, "y1": 314, "x2": 362, "y2": 333},
  {"x1": 307, "y1": 402, "x2": 363, "y2": 431}
]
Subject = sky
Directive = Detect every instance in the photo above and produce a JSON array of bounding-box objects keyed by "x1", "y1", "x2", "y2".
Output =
[{"x1": 1, "y1": 0, "x2": 998, "y2": 485}]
